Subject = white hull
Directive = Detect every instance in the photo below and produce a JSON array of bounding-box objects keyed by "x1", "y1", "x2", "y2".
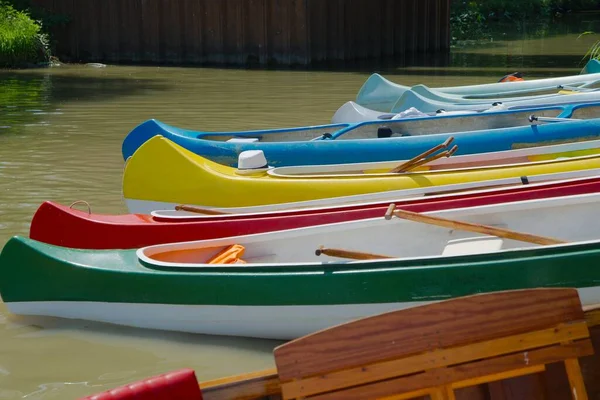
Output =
[
  {"x1": 355, "y1": 67, "x2": 600, "y2": 111},
  {"x1": 394, "y1": 89, "x2": 600, "y2": 114},
  {"x1": 130, "y1": 167, "x2": 600, "y2": 215},
  {"x1": 8, "y1": 285, "x2": 600, "y2": 340}
]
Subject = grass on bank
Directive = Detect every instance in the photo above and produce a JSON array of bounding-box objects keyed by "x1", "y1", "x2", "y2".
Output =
[{"x1": 0, "y1": 1, "x2": 49, "y2": 67}]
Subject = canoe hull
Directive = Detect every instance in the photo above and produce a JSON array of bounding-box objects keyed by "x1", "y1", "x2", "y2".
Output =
[
  {"x1": 122, "y1": 103, "x2": 600, "y2": 167},
  {"x1": 123, "y1": 135, "x2": 600, "y2": 211},
  {"x1": 9, "y1": 286, "x2": 600, "y2": 340},
  {"x1": 32, "y1": 174, "x2": 600, "y2": 249},
  {"x1": 6, "y1": 192, "x2": 600, "y2": 339}
]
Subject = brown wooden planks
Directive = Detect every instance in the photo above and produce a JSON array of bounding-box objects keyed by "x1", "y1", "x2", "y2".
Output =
[
  {"x1": 305, "y1": 341, "x2": 593, "y2": 400},
  {"x1": 281, "y1": 323, "x2": 590, "y2": 398},
  {"x1": 288, "y1": 0, "x2": 308, "y2": 64},
  {"x1": 200, "y1": 369, "x2": 280, "y2": 400},
  {"x1": 274, "y1": 289, "x2": 584, "y2": 382},
  {"x1": 140, "y1": 0, "x2": 160, "y2": 62},
  {"x1": 223, "y1": 0, "x2": 244, "y2": 64},
  {"x1": 40, "y1": 0, "x2": 451, "y2": 66},
  {"x1": 245, "y1": 0, "x2": 267, "y2": 64}
]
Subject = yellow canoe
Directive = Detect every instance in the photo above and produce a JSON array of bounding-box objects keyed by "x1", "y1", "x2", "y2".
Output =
[{"x1": 123, "y1": 135, "x2": 600, "y2": 213}]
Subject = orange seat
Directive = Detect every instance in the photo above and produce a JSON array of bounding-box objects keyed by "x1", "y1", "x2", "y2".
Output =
[{"x1": 208, "y1": 244, "x2": 246, "y2": 264}]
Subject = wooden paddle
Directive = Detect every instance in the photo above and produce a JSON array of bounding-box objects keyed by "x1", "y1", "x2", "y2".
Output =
[
  {"x1": 315, "y1": 246, "x2": 393, "y2": 260},
  {"x1": 401, "y1": 145, "x2": 459, "y2": 173},
  {"x1": 390, "y1": 136, "x2": 455, "y2": 173},
  {"x1": 174, "y1": 205, "x2": 229, "y2": 215},
  {"x1": 384, "y1": 204, "x2": 566, "y2": 246}
]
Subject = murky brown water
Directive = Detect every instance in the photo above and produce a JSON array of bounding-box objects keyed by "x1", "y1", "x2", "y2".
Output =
[{"x1": 1, "y1": 23, "x2": 600, "y2": 399}]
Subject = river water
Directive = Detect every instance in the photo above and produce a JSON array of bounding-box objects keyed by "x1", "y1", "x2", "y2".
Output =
[{"x1": 1, "y1": 18, "x2": 600, "y2": 399}]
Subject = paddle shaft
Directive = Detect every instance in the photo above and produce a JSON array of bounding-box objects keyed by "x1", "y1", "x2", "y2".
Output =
[
  {"x1": 315, "y1": 247, "x2": 393, "y2": 260},
  {"x1": 175, "y1": 205, "x2": 229, "y2": 215},
  {"x1": 401, "y1": 145, "x2": 458, "y2": 172},
  {"x1": 385, "y1": 206, "x2": 566, "y2": 246},
  {"x1": 390, "y1": 136, "x2": 455, "y2": 173}
]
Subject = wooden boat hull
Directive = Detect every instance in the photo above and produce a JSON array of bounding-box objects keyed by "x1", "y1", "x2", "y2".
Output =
[
  {"x1": 123, "y1": 135, "x2": 600, "y2": 212},
  {"x1": 5, "y1": 194, "x2": 600, "y2": 339},
  {"x1": 122, "y1": 103, "x2": 600, "y2": 167},
  {"x1": 356, "y1": 60, "x2": 600, "y2": 111},
  {"x1": 32, "y1": 175, "x2": 600, "y2": 249}
]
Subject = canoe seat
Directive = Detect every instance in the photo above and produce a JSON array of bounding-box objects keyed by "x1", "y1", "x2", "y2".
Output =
[
  {"x1": 79, "y1": 368, "x2": 202, "y2": 400},
  {"x1": 226, "y1": 137, "x2": 260, "y2": 143},
  {"x1": 273, "y1": 288, "x2": 593, "y2": 399},
  {"x1": 442, "y1": 236, "x2": 504, "y2": 256},
  {"x1": 207, "y1": 244, "x2": 246, "y2": 264}
]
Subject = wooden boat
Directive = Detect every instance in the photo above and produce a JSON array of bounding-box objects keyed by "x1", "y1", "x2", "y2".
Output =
[
  {"x1": 32, "y1": 174, "x2": 600, "y2": 249},
  {"x1": 4, "y1": 192, "x2": 600, "y2": 339},
  {"x1": 80, "y1": 289, "x2": 600, "y2": 400},
  {"x1": 122, "y1": 102, "x2": 600, "y2": 167},
  {"x1": 123, "y1": 135, "x2": 600, "y2": 213},
  {"x1": 356, "y1": 59, "x2": 600, "y2": 111}
]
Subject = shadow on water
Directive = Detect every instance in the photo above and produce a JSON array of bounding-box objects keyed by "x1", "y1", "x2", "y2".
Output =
[{"x1": 0, "y1": 71, "x2": 171, "y2": 134}]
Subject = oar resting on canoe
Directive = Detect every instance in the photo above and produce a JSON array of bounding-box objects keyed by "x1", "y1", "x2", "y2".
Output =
[{"x1": 316, "y1": 204, "x2": 566, "y2": 261}]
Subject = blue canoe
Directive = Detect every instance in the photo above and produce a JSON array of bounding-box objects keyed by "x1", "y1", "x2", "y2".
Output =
[{"x1": 122, "y1": 103, "x2": 600, "y2": 167}]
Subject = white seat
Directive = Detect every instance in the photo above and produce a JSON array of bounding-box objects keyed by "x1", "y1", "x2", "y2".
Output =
[
  {"x1": 227, "y1": 137, "x2": 260, "y2": 143},
  {"x1": 442, "y1": 236, "x2": 504, "y2": 256}
]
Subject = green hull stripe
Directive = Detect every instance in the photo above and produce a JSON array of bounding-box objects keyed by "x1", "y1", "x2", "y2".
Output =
[{"x1": 1, "y1": 236, "x2": 600, "y2": 306}]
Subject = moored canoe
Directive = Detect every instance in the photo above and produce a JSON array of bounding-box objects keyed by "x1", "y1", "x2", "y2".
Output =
[
  {"x1": 4, "y1": 192, "x2": 600, "y2": 339},
  {"x1": 123, "y1": 135, "x2": 600, "y2": 213},
  {"x1": 32, "y1": 174, "x2": 600, "y2": 249},
  {"x1": 122, "y1": 102, "x2": 600, "y2": 166},
  {"x1": 356, "y1": 59, "x2": 600, "y2": 111}
]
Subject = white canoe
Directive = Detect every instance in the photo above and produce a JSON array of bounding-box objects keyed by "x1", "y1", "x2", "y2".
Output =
[
  {"x1": 356, "y1": 60, "x2": 600, "y2": 111},
  {"x1": 392, "y1": 88, "x2": 600, "y2": 114}
]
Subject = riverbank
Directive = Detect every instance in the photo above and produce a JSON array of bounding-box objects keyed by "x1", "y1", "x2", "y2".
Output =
[{"x1": 0, "y1": 1, "x2": 49, "y2": 68}]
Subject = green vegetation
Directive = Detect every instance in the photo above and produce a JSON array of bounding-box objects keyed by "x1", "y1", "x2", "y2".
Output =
[
  {"x1": 0, "y1": 1, "x2": 50, "y2": 67},
  {"x1": 451, "y1": 0, "x2": 600, "y2": 43},
  {"x1": 580, "y1": 32, "x2": 600, "y2": 62}
]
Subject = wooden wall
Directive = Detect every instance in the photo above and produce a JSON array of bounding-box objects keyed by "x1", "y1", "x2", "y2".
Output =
[{"x1": 32, "y1": 0, "x2": 451, "y2": 66}]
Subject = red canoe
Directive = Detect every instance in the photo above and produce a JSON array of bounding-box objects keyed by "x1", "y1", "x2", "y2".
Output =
[{"x1": 31, "y1": 176, "x2": 600, "y2": 249}]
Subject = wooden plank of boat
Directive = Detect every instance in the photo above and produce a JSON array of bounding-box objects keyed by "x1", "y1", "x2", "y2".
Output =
[
  {"x1": 122, "y1": 102, "x2": 600, "y2": 166},
  {"x1": 123, "y1": 135, "x2": 600, "y2": 213},
  {"x1": 198, "y1": 290, "x2": 598, "y2": 400},
  {"x1": 7, "y1": 191, "x2": 600, "y2": 339},
  {"x1": 32, "y1": 174, "x2": 600, "y2": 249}
]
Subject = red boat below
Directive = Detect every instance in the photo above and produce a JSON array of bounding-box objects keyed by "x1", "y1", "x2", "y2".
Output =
[{"x1": 30, "y1": 176, "x2": 600, "y2": 249}]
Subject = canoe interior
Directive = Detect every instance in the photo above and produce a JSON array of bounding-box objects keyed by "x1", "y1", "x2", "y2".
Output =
[
  {"x1": 140, "y1": 193, "x2": 600, "y2": 267},
  {"x1": 333, "y1": 108, "x2": 566, "y2": 140},
  {"x1": 199, "y1": 127, "x2": 343, "y2": 142},
  {"x1": 266, "y1": 139, "x2": 600, "y2": 177},
  {"x1": 196, "y1": 106, "x2": 600, "y2": 144}
]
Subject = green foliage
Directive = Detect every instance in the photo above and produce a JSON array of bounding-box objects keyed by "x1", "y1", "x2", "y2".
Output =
[
  {"x1": 0, "y1": 1, "x2": 50, "y2": 67},
  {"x1": 451, "y1": 0, "x2": 600, "y2": 42},
  {"x1": 3, "y1": 0, "x2": 69, "y2": 32},
  {"x1": 580, "y1": 32, "x2": 600, "y2": 62}
]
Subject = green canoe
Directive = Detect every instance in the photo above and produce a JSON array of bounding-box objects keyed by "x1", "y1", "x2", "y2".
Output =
[{"x1": 2, "y1": 232, "x2": 600, "y2": 340}]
